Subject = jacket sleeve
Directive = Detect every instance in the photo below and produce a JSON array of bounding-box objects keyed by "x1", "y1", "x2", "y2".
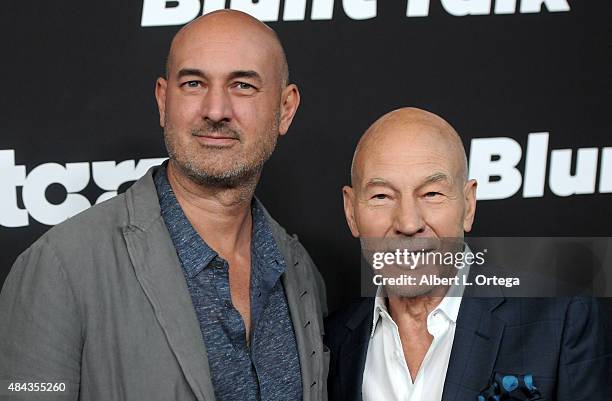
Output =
[
  {"x1": 556, "y1": 296, "x2": 612, "y2": 401},
  {"x1": 0, "y1": 240, "x2": 82, "y2": 400}
]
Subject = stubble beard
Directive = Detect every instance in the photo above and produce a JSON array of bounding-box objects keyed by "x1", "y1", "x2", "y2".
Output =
[{"x1": 163, "y1": 113, "x2": 280, "y2": 189}]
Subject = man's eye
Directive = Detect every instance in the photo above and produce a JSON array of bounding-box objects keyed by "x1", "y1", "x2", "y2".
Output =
[
  {"x1": 372, "y1": 194, "x2": 388, "y2": 200},
  {"x1": 424, "y1": 192, "x2": 442, "y2": 198},
  {"x1": 235, "y1": 82, "x2": 255, "y2": 90},
  {"x1": 183, "y1": 81, "x2": 201, "y2": 88}
]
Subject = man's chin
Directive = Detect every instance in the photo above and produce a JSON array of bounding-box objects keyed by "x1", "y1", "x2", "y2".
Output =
[
  {"x1": 385, "y1": 283, "x2": 440, "y2": 298},
  {"x1": 377, "y1": 263, "x2": 456, "y2": 298},
  {"x1": 170, "y1": 156, "x2": 240, "y2": 185},
  {"x1": 185, "y1": 167, "x2": 254, "y2": 188}
]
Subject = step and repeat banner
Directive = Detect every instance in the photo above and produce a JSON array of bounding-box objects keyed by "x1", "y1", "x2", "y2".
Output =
[{"x1": 1, "y1": 1, "x2": 611, "y2": 311}]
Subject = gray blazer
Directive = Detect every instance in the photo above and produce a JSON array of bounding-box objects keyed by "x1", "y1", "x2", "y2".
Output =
[{"x1": 0, "y1": 167, "x2": 329, "y2": 401}]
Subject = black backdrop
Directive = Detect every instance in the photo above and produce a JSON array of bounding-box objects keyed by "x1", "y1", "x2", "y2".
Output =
[{"x1": 1, "y1": 1, "x2": 611, "y2": 320}]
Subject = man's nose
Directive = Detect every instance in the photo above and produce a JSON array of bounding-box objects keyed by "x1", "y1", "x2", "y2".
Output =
[
  {"x1": 201, "y1": 86, "x2": 233, "y2": 123},
  {"x1": 393, "y1": 197, "x2": 426, "y2": 236}
]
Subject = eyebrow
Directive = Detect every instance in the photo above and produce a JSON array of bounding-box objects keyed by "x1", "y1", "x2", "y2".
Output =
[
  {"x1": 421, "y1": 172, "x2": 452, "y2": 186},
  {"x1": 363, "y1": 173, "x2": 451, "y2": 192},
  {"x1": 176, "y1": 68, "x2": 262, "y2": 84},
  {"x1": 364, "y1": 178, "x2": 397, "y2": 191},
  {"x1": 227, "y1": 70, "x2": 262, "y2": 83},
  {"x1": 177, "y1": 68, "x2": 207, "y2": 79}
]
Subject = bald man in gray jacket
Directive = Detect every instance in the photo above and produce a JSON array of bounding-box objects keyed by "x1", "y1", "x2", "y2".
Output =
[{"x1": 0, "y1": 10, "x2": 328, "y2": 401}]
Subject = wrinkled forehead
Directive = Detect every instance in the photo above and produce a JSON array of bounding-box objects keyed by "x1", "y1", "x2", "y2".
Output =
[{"x1": 356, "y1": 123, "x2": 464, "y2": 187}]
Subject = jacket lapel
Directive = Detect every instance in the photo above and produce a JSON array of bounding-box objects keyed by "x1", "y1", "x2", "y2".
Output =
[
  {"x1": 340, "y1": 299, "x2": 374, "y2": 401},
  {"x1": 122, "y1": 168, "x2": 216, "y2": 401},
  {"x1": 281, "y1": 252, "x2": 315, "y2": 401},
  {"x1": 265, "y1": 219, "x2": 315, "y2": 401},
  {"x1": 262, "y1": 208, "x2": 316, "y2": 401},
  {"x1": 331, "y1": 284, "x2": 504, "y2": 401},
  {"x1": 442, "y1": 290, "x2": 505, "y2": 401}
]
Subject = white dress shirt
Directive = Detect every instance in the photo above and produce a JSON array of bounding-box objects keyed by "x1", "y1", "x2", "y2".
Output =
[{"x1": 362, "y1": 264, "x2": 470, "y2": 401}]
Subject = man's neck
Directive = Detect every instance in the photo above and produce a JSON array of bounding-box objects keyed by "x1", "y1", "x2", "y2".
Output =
[
  {"x1": 166, "y1": 161, "x2": 257, "y2": 259},
  {"x1": 387, "y1": 288, "x2": 447, "y2": 325},
  {"x1": 386, "y1": 287, "x2": 449, "y2": 382}
]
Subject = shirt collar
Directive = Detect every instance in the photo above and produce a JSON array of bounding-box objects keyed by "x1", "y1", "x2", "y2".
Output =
[
  {"x1": 154, "y1": 162, "x2": 216, "y2": 278},
  {"x1": 153, "y1": 161, "x2": 285, "y2": 279},
  {"x1": 370, "y1": 246, "x2": 472, "y2": 337},
  {"x1": 250, "y1": 196, "x2": 286, "y2": 278},
  {"x1": 372, "y1": 288, "x2": 389, "y2": 337}
]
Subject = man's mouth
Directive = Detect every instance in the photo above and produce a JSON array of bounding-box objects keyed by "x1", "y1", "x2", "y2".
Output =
[{"x1": 192, "y1": 132, "x2": 240, "y2": 146}]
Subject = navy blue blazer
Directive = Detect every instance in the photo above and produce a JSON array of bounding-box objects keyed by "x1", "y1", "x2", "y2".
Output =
[{"x1": 325, "y1": 289, "x2": 611, "y2": 401}]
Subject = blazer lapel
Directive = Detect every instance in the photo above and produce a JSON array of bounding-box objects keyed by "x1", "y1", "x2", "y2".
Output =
[
  {"x1": 340, "y1": 299, "x2": 374, "y2": 401},
  {"x1": 442, "y1": 291, "x2": 505, "y2": 401},
  {"x1": 280, "y1": 247, "x2": 316, "y2": 401},
  {"x1": 122, "y1": 168, "x2": 216, "y2": 401},
  {"x1": 260, "y1": 206, "x2": 330, "y2": 401}
]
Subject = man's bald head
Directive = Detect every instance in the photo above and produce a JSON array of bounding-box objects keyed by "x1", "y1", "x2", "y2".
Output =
[
  {"x1": 165, "y1": 10, "x2": 289, "y2": 87},
  {"x1": 350, "y1": 107, "x2": 468, "y2": 188}
]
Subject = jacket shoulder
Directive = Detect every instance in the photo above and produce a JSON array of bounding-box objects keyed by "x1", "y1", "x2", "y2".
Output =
[
  {"x1": 23, "y1": 166, "x2": 161, "y2": 263},
  {"x1": 325, "y1": 298, "x2": 373, "y2": 348},
  {"x1": 36, "y1": 192, "x2": 129, "y2": 250},
  {"x1": 9, "y1": 191, "x2": 133, "y2": 285}
]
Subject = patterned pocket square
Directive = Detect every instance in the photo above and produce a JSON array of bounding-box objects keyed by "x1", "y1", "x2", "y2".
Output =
[{"x1": 478, "y1": 372, "x2": 544, "y2": 401}]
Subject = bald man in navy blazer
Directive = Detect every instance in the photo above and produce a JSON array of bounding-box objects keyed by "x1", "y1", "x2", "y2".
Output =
[{"x1": 325, "y1": 108, "x2": 611, "y2": 401}]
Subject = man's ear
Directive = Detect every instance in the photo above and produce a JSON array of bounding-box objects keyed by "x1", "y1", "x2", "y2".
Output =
[
  {"x1": 463, "y1": 179, "x2": 477, "y2": 232},
  {"x1": 278, "y1": 84, "x2": 300, "y2": 136},
  {"x1": 155, "y1": 77, "x2": 167, "y2": 128},
  {"x1": 342, "y1": 186, "x2": 360, "y2": 238}
]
